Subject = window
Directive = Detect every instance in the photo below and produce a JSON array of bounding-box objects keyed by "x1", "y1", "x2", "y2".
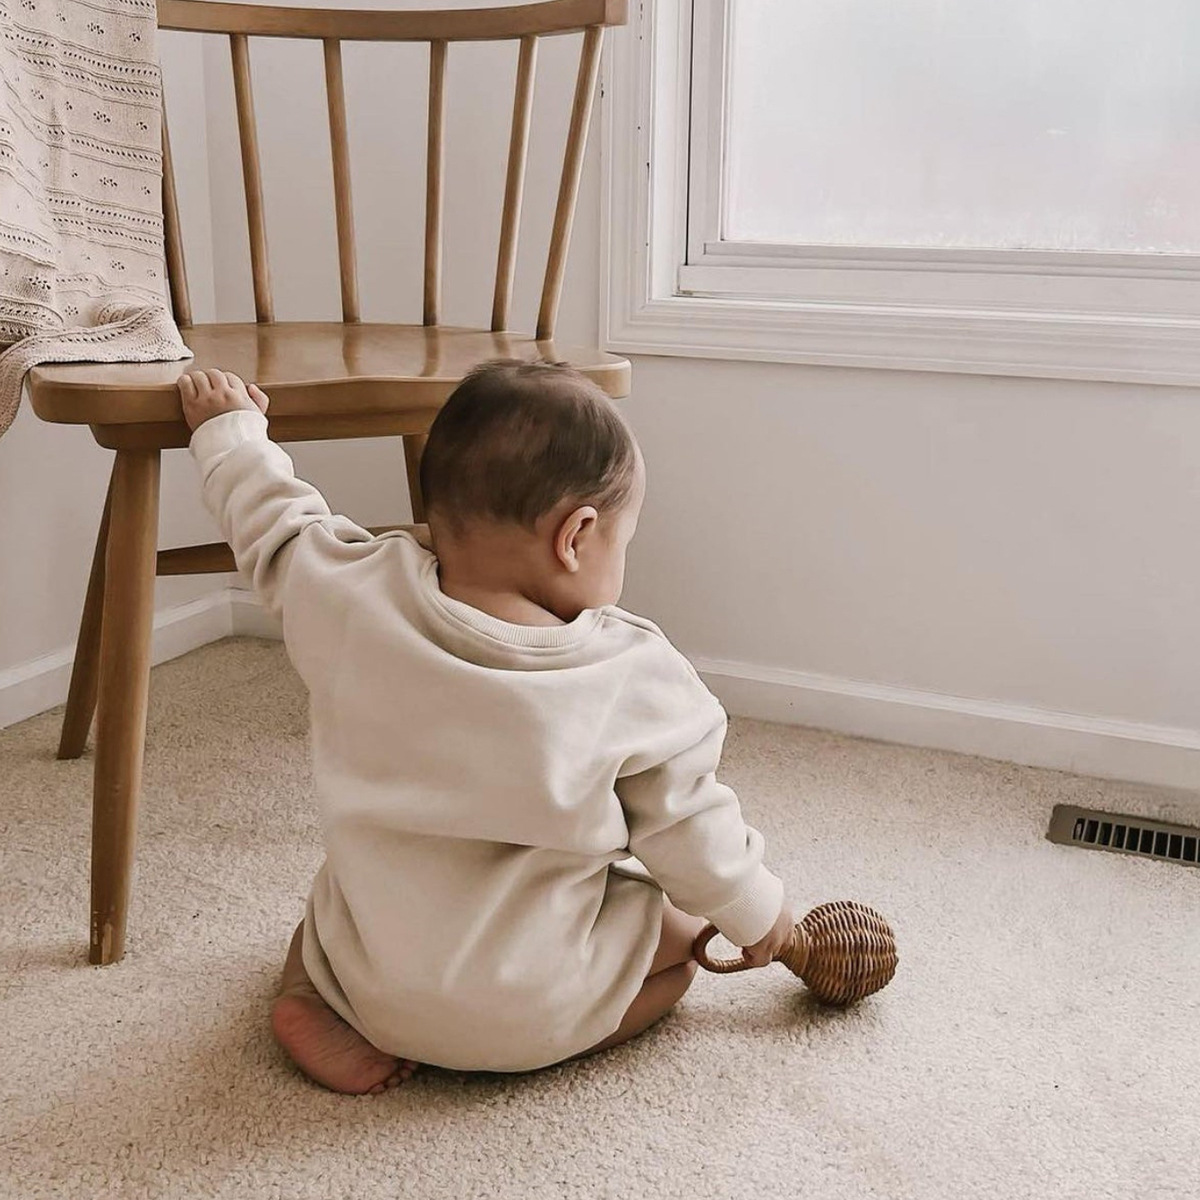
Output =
[{"x1": 602, "y1": 0, "x2": 1200, "y2": 384}]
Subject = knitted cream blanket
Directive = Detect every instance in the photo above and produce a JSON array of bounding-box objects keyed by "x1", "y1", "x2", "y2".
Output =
[{"x1": 0, "y1": 0, "x2": 191, "y2": 438}]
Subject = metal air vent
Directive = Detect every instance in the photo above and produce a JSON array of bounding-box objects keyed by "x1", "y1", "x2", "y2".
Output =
[{"x1": 1047, "y1": 804, "x2": 1200, "y2": 868}]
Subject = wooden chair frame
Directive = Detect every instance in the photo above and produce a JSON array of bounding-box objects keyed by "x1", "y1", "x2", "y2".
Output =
[{"x1": 29, "y1": 0, "x2": 630, "y2": 964}]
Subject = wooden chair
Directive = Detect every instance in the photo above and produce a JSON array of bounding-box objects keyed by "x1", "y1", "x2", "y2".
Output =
[{"x1": 26, "y1": 0, "x2": 631, "y2": 965}]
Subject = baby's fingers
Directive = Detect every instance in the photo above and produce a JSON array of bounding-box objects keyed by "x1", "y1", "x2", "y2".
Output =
[
  {"x1": 178, "y1": 371, "x2": 212, "y2": 430},
  {"x1": 179, "y1": 369, "x2": 211, "y2": 397},
  {"x1": 247, "y1": 382, "x2": 270, "y2": 413},
  {"x1": 203, "y1": 367, "x2": 230, "y2": 393}
]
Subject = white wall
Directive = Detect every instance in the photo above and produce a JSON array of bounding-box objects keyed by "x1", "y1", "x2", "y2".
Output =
[
  {"x1": 622, "y1": 359, "x2": 1200, "y2": 727},
  {"x1": 619, "y1": 359, "x2": 1200, "y2": 776},
  {"x1": 4, "y1": 6, "x2": 1197, "y2": 794}
]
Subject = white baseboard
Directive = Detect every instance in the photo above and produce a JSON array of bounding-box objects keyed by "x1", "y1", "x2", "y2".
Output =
[
  {"x1": 0, "y1": 590, "x2": 233, "y2": 731},
  {"x1": 5, "y1": 586, "x2": 1196, "y2": 796},
  {"x1": 694, "y1": 657, "x2": 1200, "y2": 795},
  {"x1": 227, "y1": 588, "x2": 282, "y2": 638}
]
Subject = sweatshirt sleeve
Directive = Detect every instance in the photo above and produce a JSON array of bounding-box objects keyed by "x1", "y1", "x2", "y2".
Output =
[
  {"x1": 189, "y1": 409, "x2": 371, "y2": 617},
  {"x1": 615, "y1": 695, "x2": 785, "y2": 947}
]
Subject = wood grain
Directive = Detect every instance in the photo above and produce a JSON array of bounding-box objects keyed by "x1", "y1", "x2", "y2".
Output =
[
  {"x1": 158, "y1": 0, "x2": 627, "y2": 41},
  {"x1": 424, "y1": 39, "x2": 447, "y2": 327},
  {"x1": 57, "y1": 474, "x2": 114, "y2": 760},
  {"x1": 403, "y1": 433, "x2": 428, "y2": 522},
  {"x1": 30, "y1": 324, "x2": 628, "y2": 428},
  {"x1": 89, "y1": 450, "x2": 161, "y2": 965},
  {"x1": 231, "y1": 33, "x2": 274, "y2": 322},
  {"x1": 28, "y1": 324, "x2": 628, "y2": 426},
  {"x1": 160, "y1": 112, "x2": 192, "y2": 328},
  {"x1": 492, "y1": 34, "x2": 538, "y2": 332},
  {"x1": 323, "y1": 39, "x2": 360, "y2": 323},
  {"x1": 537, "y1": 25, "x2": 602, "y2": 340}
]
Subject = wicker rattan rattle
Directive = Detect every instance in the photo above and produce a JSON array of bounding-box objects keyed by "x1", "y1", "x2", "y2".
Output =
[{"x1": 693, "y1": 900, "x2": 898, "y2": 1006}]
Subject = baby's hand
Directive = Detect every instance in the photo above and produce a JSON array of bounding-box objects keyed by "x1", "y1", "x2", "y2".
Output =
[
  {"x1": 179, "y1": 368, "x2": 270, "y2": 431},
  {"x1": 740, "y1": 902, "x2": 796, "y2": 968}
]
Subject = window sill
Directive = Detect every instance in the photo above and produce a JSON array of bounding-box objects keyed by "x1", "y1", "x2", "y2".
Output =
[{"x1": 604, "y1": 290, "x2": 1200, "y2": 387}]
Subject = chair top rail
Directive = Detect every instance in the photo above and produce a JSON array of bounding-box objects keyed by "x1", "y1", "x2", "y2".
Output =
[{"x1": 157, "y1": 0, "x2": 626, "y2": 40}]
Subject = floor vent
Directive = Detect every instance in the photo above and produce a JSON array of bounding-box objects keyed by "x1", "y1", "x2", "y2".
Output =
[{"x1": 1047, "y1": 804, "x2": 1200, "y2": 868}]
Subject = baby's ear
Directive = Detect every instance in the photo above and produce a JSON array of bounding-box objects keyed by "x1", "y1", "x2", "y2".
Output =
[{"x1": 553, "y1": 505, "x2": 598, "y2": 572}]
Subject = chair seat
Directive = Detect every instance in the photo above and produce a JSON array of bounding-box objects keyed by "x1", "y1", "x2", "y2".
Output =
[{"x1": 28, "y1": 322, "x2": 631, "y2": 430}]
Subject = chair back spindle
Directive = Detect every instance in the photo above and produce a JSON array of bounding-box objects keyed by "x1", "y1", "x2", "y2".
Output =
[
  {"x1": 537, "y1": 23, "x2": 602, "y2": 341},
  {"x1": 323, "y1": 39, "x2": 360, "y2": 323},
  {"x1": 423, "y1": 39, "x2": 447, "y2": 327},
  {"x1": 160, "y1": 111, "x2": 192, "y2": 328},
  {"x1": 492, "y1": 33, "x2": 538, "y2": 332},
  {"x1": 230, "y1": 32, "x2": 274, "y2": 323}
]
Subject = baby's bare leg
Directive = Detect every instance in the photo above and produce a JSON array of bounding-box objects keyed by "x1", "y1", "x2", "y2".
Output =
[
  {"x1": 573, "y1": 896, "x2": 707, "y2": 1059},
  {"x1": 270, "y1": 920, "x2": 418, "y2": 1095}
]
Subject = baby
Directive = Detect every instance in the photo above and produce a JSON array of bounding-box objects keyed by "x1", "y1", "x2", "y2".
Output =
[{"x1": 180, "y1": 359, "x2": 793, "y2": 1093}]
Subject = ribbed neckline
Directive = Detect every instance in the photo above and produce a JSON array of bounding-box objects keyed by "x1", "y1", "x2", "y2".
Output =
[{"x1": 416, "y1": 553, "x2": 601, "y2": 650}]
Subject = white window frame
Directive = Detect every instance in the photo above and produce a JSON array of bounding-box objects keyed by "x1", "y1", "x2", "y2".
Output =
[{"x1": 601, "y1": 0, "x2": 1200, "y2": 385}]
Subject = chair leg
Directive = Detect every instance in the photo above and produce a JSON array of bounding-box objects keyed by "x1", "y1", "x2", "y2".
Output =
[
  {"x1": 89, "y1": 449, "x2": 161, "y2": 966},
  {"x1": 403, "y1": 434, "x2": 428, "y2": 523},
  {"x1": 58, "y1": 471, "x2": 115, "y2": 760}
]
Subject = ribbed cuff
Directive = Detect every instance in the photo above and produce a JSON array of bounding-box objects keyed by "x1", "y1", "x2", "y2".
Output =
[
  {"x1": 707, "y1": 865, "x2": 785, "y2": 947},
  {"x1": 188, "y1": 408, "x2": 269, "y2": 462}
]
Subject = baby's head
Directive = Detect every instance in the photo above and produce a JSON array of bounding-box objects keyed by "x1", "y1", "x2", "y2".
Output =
[{"x1": 420, "y1": 359, "x2": 644, "y2": 621}]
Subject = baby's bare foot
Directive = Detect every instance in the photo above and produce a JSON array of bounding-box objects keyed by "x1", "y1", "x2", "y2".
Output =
[{"x1": 271, "y1": 989, "x2": 419, "y2": 1095}]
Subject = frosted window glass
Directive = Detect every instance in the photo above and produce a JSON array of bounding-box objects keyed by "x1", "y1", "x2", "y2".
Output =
[{"x1": 724, "y1": 0, "x2": 1200, "y2": 252}]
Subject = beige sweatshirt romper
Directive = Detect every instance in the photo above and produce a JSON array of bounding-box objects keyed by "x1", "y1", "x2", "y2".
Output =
[{"x1": 192, "y1": 409, "x2": 784, "y2": 1071}]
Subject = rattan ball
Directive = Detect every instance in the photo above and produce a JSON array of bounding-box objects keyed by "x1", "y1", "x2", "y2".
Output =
[{"x1": 693, "y1": 899, "x2": 898, "y2": 1006}]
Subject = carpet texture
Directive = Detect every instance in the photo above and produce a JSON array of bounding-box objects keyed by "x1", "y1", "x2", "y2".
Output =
[{"x1": 2, "y1": 638, "x2": 1198, "y2": 1200}]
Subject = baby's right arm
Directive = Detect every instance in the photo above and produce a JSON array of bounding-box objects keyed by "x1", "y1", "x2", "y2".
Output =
[{"x1": 183, "y1": 369, "x2": 372, "y2": 618}]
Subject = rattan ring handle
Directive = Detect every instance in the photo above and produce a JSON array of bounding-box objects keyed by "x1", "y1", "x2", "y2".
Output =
[
  {"x1": 693, "y1": 922, "x2": 811, "y2": 976},
  {"x1": 693, "y1": 899, "x2": 899, "y2": 1007}
]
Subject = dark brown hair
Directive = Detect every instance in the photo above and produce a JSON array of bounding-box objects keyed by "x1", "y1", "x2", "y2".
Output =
[{"x1": 419, "y1": 359, "x2": 638, "y2": 530}]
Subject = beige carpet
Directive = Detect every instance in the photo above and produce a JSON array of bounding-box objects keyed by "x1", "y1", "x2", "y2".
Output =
[{"x1": 2, "y1": 638, "x2": 1198, "y2": 1200}]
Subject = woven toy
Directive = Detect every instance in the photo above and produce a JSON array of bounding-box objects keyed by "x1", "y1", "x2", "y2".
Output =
[{"x1": 693, "y1": 900, "x2": 898, "y2": 1006}]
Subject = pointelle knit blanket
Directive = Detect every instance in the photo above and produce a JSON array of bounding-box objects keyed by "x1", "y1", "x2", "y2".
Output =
[{"x1": 0, "y1": 0, "x2": 191, "y2": 438}]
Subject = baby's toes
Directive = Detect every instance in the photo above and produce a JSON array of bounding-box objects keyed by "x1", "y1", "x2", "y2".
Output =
[{"x1": 384, "y1": 1061, "x2": 418, "y2": 1088}]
